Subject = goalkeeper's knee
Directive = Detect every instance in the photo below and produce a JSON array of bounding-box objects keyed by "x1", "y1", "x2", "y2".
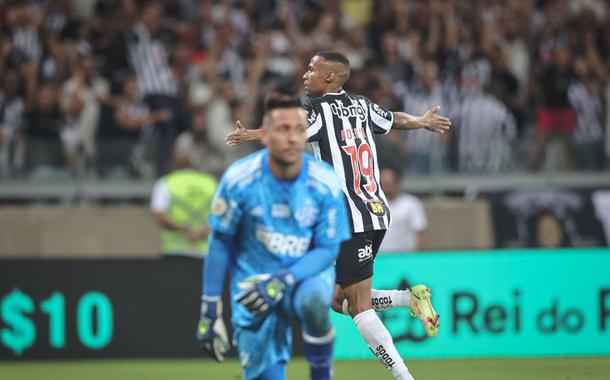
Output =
[{"x1": 299, "y1": 295, "x2": 332, "y2": 337}]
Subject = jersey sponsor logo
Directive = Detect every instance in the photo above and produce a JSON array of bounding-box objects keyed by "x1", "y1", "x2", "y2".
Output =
[
  {"x1": 371, "y1": 103, "x2": 391, "y2": 120},
  {"x1": 271, "y1": 204, "x2": 291, "y2": 218},
  {"x1": 373, "y1": 345, "x2": 396, "y2": 369},
  {"x1": 357, "y1": 244, "x2": 373, "y2": 262},
  {"x1": 330, "y1": 102, "x2": 366, "y2": 121},
  {"x1": 295, "y1": 200, "x2": 318, "y2": 228},
  {"x1": 255, "y1": 226, "x2": 310, "y2": 258},
  {"x1": 366, "y1": 201, "x2": 386, "y2": 216},
  {"x1": 211, "y1": 197, "x2": 228, "y2": 216}
]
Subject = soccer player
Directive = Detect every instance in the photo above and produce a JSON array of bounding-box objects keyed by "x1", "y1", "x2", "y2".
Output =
[
  {"x1": 226, "y1": 52, "x2": 450, "y2": 380},
  {"x1": 196, "y1": 95, "x2": 351, "y2": 380}
]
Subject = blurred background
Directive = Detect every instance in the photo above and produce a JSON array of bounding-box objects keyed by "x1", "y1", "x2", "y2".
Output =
[{"x1": 0, "y1": 0, "x2": 609, "y2": 378}]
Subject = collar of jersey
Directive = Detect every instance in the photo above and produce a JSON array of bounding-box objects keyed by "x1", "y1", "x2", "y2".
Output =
[
  {"x1": 262, "y1": 150, "x2": 308, "y2": 185},
  {"x1": 322, "y1": 90, "x2": 346, "y2": 96}
]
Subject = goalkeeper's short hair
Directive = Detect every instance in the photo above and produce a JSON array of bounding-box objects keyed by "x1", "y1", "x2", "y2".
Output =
[{"x1": 264, "y1": 94, "x2": 302, "y2": 114}]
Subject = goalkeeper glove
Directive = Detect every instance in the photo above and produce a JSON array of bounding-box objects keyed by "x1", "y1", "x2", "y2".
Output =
[
  {"x1": 196, "y1": 296, "x2": 230, "y2": 362},
  {"x1": 234, "y1": 271, "x2": 295, "y2": 315}
]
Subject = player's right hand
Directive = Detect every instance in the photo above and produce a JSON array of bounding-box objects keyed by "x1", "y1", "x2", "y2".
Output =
[{"x1": 196, "y1": 297, "x2": 230, "y2": 362}]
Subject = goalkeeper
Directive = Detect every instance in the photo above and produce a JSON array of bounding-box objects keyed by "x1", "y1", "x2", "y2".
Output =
[{"x1": 196, "y1": 95, "x2": 350, "y2": 380}]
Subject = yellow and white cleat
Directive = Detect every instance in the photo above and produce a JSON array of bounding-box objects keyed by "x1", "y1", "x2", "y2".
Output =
[{"x1": 408, "y1": 285, "x2": 440, "y2": 338}]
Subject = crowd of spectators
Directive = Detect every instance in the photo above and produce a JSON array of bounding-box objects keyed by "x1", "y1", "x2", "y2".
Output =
[{"x1": 0, "y1": 0, "x2": 609, "y2": 181}]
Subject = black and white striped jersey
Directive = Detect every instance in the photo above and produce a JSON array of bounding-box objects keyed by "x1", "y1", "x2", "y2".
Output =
[
  {"x1": 304, "y1": 90, "x2": 393, "y2": 233},
  {"x1": 455, "y1": 92, "x2": 516, "y2": 173},
  {"x1": 12, "y1": 27, "x2": 42, "y2": 62},
  {"x1": 568, "y1": 81, "x2": 603, "y2": 144},
  {"x1": 395, "y1": 82, "x2": 458, "y2": 155},
  {"x1": 125, "y1": 24, "x2": 178, "y2": 97}
]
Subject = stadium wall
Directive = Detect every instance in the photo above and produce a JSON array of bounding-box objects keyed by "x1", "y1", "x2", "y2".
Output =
[
  {"x1": 0, "y1": 200, "x2": 493, "y2": 258},
  {"x1": 0, "y1": 206, "x2": 160, "y2": 258}
]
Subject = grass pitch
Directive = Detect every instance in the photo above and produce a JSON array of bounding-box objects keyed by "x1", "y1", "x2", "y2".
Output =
[{"x1": 0, "y1": 357, "x2": 608, "y2": 380}]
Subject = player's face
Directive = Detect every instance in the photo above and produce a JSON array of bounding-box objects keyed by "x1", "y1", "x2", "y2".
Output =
[
  {"x1": 263, "y1": 107, "x2": 308, "y2": 167},
  {"x1": 303, "y1": 56, "x2": 326, "y2": 97}
]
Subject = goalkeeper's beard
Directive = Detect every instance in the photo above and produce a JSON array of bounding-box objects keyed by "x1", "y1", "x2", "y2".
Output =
[{"x1": 269, "y1": 152, "x2": 303, "y2": 179}]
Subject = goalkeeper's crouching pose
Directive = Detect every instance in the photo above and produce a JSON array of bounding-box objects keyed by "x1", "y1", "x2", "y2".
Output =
[{"x1": 196, "y1": 96, "x2": 350, "y2": 380}]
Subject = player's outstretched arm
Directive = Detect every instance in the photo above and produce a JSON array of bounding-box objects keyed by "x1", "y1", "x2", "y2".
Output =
[
  {"x1": 392, "y1": 106, "x2": 451, "y2": 134},
  {"x1": 225, "y1": 120, "x2": 264, "y2": 148}
]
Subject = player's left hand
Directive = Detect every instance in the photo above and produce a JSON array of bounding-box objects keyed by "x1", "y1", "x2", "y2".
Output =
[
  {"x1": 421, "y1": 106, "x2": 452, "y2": 134},
  {"x1": 235, "y1": 271, "x2": 295, "y2": 315},
  {"x1": 225, "y1": 120, "x2": 250, "y2": 148}
]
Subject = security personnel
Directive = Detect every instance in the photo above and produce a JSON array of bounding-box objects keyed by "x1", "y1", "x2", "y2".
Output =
[{"x1": 150, "y1": 151, "x2": 218, "y2": 257}]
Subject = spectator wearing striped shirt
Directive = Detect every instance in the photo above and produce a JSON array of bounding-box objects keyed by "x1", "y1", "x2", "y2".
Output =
[
  {"x1": 454, "y1": 63, "x2": 517, "y2": 174},
  {"x1": 0, "y1": 69, "x2": 26, "y2": 179},
  {"x1": 6, "y1": 2, "x2": 43, "y2": 64},
  {"x1": 395, "y1": 61, "x2": 455, "y2": 174},
  {"x1": 112, "y1": 75, "x2": 170, "y2": 179},
  {"x1": 568, "y1": 56, "x2": 606, "y2": 171},
  {"x1": 125, "y1": 0, "x2": 189, "y2": 177},
  {"x1": 59, "y1": 52, "x2": 109, "y2": 176}
]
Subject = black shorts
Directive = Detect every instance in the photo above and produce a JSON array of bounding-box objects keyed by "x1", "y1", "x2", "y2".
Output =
[{"x1": 335, "y1": 230, "x2": 386, "y2": 287}]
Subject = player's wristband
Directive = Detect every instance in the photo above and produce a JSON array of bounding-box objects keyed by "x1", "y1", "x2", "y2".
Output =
[
  {"x1": 201, "y1": 295, "x2": 221, "y2": 319},
  {"x1": 275, "y1": 270, "x2": 296, "y2": 287}
]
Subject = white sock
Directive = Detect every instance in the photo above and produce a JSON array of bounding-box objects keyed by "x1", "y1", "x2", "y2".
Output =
[
  {"x1": 341, "y1": 289, "x2": 411, "y2": 314},
  {"x1": 353, "y1": 309, "x2": 413, "y2": 379},
  {"x1": 371, "y1": 289, "x2": 411, "y2": 311}
]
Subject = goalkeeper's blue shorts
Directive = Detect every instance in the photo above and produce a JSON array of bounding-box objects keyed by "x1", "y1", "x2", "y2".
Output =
[
  {"x1": 234, "y1": 268, "x2": 335, "y2": 379},
  {"x1": 234, "y1": 310, "x2": 291, "y2": 380}
]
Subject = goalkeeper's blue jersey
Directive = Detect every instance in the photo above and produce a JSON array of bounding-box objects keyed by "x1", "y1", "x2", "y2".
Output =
[{"x1": 208, "y1": 149, "x2": 350, "y2": 327}]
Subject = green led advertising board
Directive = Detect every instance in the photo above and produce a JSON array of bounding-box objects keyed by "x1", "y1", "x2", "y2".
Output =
[
  {"x1": 331, "y1": 248, "x2": 610, "y2": 359},
  {"x1": 2, "y1": 249, "x2": 608, "y2": 359}
]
